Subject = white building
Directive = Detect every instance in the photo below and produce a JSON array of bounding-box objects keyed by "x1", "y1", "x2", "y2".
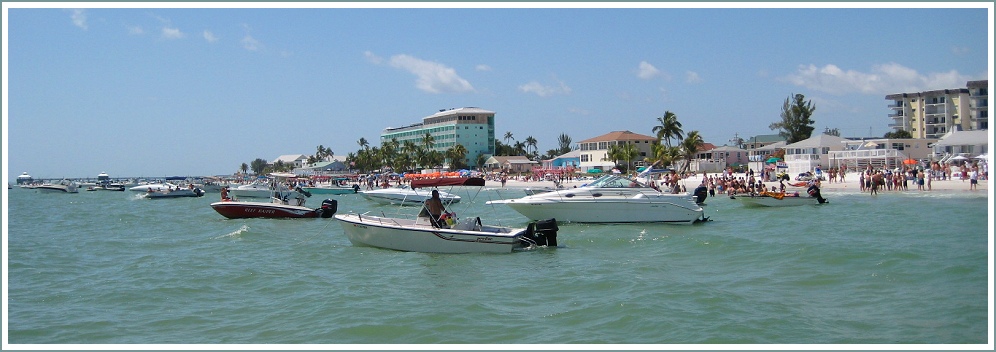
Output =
[
  {"x1": 782, "y1": 134, "x2": 848, "y2": 176},
  {"x1": 886, "y1": 80, "x2": 987, "y2": 139}
]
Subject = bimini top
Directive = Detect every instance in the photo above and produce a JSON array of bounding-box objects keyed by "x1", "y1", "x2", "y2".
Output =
[{"x1": 412, "y1": 177, "x2": 486, "y2": 189}]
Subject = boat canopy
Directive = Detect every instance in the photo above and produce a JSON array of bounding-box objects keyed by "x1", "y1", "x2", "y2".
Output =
[{"x1": 411, "y1": 177, "x2": 486, "y2": 189}]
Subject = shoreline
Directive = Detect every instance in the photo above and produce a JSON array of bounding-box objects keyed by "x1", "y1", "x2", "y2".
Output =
[{"x1": 488, "y1": 173, "x2": 989, "y2": 193}]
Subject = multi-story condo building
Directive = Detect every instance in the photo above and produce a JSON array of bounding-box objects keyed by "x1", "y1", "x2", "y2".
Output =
[
  {"x1": 967, "y1": 80, "x2": 988, "y2": 130},
  {"x1": 576, "y1": 130, "x2": 656, "y2": 172},
  {"x1": 380, "y1": 107, "x2": 495, "y2": 168},
  {"x1": 886, "y1": 80, "x2": 988, "y2": 139}
]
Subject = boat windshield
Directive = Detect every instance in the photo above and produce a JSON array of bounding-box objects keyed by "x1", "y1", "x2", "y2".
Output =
[{"x1": 586, "y1": 175, "x2": 649, "y2": 189}]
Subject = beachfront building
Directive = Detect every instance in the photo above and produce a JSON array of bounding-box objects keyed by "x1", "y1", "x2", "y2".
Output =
[
  {"x1": 932, "y1": 129, "x2": 988, "y2": 162},
  {"x1": 576, "y1": 131, "x2": 656, "y2": 172},
  {"x1": 298, "y1": 156, "x2": 350, "y2": 175},
  {"x1": 829, "y1": 137, "x2": 938, "y2": 171},
  {"x1": 272, "y1": 154, "x2": 310, "y2": 170},
  {"x1": 483, "y1": 156, "x2": 538, "y2": 173},
  {"x1": 885, "y1": 80, "x2": 987, "y2": 139},
  {"x1": 693, "y1": 144, "x2": 745, "y2": 173},
  {"x1": 782, "y1": 134, "x2": 848, "y2": 177},
  {"x1": 380, "y1": 107, "x2": 495, "y2": 168},
  {"x1": 967, "y1": 80, "x2": 988, "y2": 130},
  {"x1": 540, "y1": 149, "x2": 581, "y2": 170}
]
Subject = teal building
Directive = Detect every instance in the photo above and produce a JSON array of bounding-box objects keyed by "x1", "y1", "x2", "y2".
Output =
[{"x1": 380, "y1": 107, "x2": 496, "y2": 168}]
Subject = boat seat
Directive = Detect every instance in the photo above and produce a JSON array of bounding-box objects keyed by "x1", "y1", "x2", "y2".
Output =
[{"x1": 453, "y1": 217, "x2": 482, "y2": 231}]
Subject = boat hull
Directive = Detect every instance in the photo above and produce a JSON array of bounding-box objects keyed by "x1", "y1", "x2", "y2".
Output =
[
  {"x1": 211, "y1": 201, "x2": 320, "y2": 219},
  {"x1": 732, "y1": 195, "x2": 823, "y2": 207},
  {"x1": 144, "y1": 188, "x2": 204, "y2": 198},
  {"x1": 334, "y1": 213, "x2": 526, "y2": 253},
  {"x1": 36, "y1": 185, "x2": 78, "y2": 193}
]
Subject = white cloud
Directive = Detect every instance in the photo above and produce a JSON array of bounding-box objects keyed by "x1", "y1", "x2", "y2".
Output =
[
  {"x1": 388, "y1": 54, "x2": 475, "y2": 94},
  {"x1": 127, "y1": 25, "x2": 144, "y2": 35},
  {"x1": 203, "y1": 30, "x2": 219, "y2": 43},
  {"x1": 519, "y1": 78, "x2": 572, "y2": 97},
  {"x1": 162, "y1": 27, "x2": 184, "y2": 39},
  {"x1": 637, "y1": 61, "x2": 660, "y2": 80},
  {"x1": 242, "y1": 35, "x2": 261, "y2": 51},
  {"x1": 70, "y1": 9, "x2": 87, "y2": 30},
  {"x1": 951, "y1": 46, "x2": 970, "y2": 56},
  {"x1": 781, "y1": 62, "x2": 975, "y2": 95},
  {"x1": 685, "y1": 71, "x2": 702, "y2": 83},
  {"x1": 363, "y1": 51, "x2": 383, "y2": 64},
  {"x1": 476, "y1": 64, "x2": 492, "y2": 71}
]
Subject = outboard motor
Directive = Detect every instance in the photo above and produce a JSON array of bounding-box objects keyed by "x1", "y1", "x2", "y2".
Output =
[
  {"x1": 352, "y1": 184, "x2": 360, "y2": 193},
  {"x1": 693, "y1": 185, "x2": 708, "y2": 205},
  {"x1": 807, "y1": 185, "x2": 827, "y2": 204},
  {"x1": 521, "y1": 218, "x2": 559, "y2": 247},
  {"x1": 318, "y1": 199, "x2": 338, "y2": 218}
]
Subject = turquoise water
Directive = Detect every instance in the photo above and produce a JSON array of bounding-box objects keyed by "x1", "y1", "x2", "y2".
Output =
[{"x1": 4, "y1": 186, "x2": 991, "y2": 345}]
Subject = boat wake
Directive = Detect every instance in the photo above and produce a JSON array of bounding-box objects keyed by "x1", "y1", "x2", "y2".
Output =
[{"x1": 215, "y1": 224, "x2": 250, "y2": 239}]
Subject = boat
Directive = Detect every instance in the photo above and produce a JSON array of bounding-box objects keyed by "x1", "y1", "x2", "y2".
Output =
[
  {"x1": 731, "y1": 184, "x2": 828, "y2": 207},
  {"x1": 335, "y1": 177, "x2": 558, "y2": 254},
  {"x1": 210, "y1": 173, "x2": 338, "y2": 219},
  {"x1": 486, "y1": 174, "x2": 707, "y2": 224},
  {"x1": 303, "y1": 179, "x2": 360, "y2": 195},
  {"x1": 36, "y1": 179, "x2": 79, "y2": 193},
  {"x1": 360, "y1": 184, "x2": 461, "y2": 205},
  {"x1": 129, "y1": 182, "x2": 177, "y2": 192},
  {"x1": 143, "y1": 185, "x2": 205, "y2": 199},
  {"x1": 93, "y1": 172, "x2": 126, "y2": 191},
  {"x1": 228, "y1": 175, "x2": 308, "y2": 199}
]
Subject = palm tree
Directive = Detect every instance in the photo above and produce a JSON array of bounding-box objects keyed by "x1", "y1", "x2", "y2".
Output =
[
  {"x1": 513, "y1": 141, "x2": 526, "y2": 156},
  {"x1": 357, "y1": 137, "x2": 369, "y2": 150},
  {"x1": 446, "y1": 144, "x2": 469, "y2": 170},
  {"x1": 240, "y1": 163, "x2": 249, "y2": 176},
  {"x1": 678, "y1": 131, "x2": 704, "y2": 175},
  {"x1": 524, "y1": 136, "x2": 538, "y2": 158},
  {"x1": 503, "y1": 131, "x2": 514, "y2": 146},
  {"x1": 652, "y1": 110, "x2": 684, "y2": 148}
]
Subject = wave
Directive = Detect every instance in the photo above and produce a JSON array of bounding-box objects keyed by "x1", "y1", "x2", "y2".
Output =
[{"x1": 215, "y1": 224, "x2": 250, "y2": 239}]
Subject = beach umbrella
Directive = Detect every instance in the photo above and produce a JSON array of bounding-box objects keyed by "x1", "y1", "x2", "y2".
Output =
[
  {"x1": 765, "y1": 157, "x2": 780, "y2": 163},
  {"x1": 949, "y1": 155, "x2": 968, "y2": 161},
  {"x1": 902, "y1": 159, "x2": 918, "y2": 165}
]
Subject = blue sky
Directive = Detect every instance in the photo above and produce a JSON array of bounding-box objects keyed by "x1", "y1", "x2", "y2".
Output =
[{"x1": 3, "y1": 3, "x2": 992, "y2": 181}]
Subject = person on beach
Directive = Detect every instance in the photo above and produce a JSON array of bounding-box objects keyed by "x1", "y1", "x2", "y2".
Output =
[{"x1": 969, "y1": 167, "x2": 979, "y2": 190}]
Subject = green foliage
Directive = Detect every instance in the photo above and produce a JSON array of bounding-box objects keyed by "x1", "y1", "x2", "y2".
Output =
[
  {"x1": 883, "y1": 129, "x2": 912, "y2": 139},
  {"x1": 770, "y1": 93, "x2": 817, "y2": 143}
]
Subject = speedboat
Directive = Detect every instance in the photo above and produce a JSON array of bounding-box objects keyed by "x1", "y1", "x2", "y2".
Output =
[
  {"x1": 36, "y1": 179, "x2": 79, "y2": 193},
  {"x1": 360, "y1": 184, "x2": 460, "y2": 205},
  {"x1": 210, "y1": 173, "x2": 337, "y2": 219},
  {"x1": 129, "y1": 182, "x2": 176, "y2": 192},
  {"x1": 228, "y1": 176, "x2": 309, "y2": 199},
  {"x1": 486, "y1": 174, "x2": 706, "y2": 224},
  {"x1": 335, "y1": 177, "x2": 558, "y2": 254},
  {"x1": 143, "y1": 186, "x2": 205, "y2": 199},
  {"x1": 211, "y1": 198, "x2": 338, "y2": 219},
  {"x1": 303, "y1": 183, "x2": 360, "y2": 195}
]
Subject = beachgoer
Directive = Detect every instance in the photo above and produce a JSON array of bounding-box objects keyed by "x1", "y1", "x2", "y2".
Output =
[{"x1": 969, "y1": 167, "x2": 979, "y2": 190}]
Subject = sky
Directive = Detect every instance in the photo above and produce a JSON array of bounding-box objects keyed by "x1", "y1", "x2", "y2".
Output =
[{"x1": 3, "y1": 3, "x2": 992, "y2": 181}]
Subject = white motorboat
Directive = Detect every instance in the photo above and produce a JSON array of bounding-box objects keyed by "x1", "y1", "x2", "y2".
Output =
[
  {"x1": 36, "y1": 179, "x2": 79, "y2": 193},
  {"x1": 360, "y1": 184, "x2": 461, "y2": 205},
  {"x1": 486, "y1": 174, "x2": 706, "y2": 224},
  {"x1": 129, "y1": 183, "x2": 176, "y2": 192},
  {"x1": 143, "y1": 186, "x2": 205, "y2": 199},
  {"x1": 335, "y1": 177, "x2": 558, "y2": 254}
]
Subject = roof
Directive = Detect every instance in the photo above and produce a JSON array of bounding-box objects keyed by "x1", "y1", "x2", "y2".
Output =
[
  {"x1": 934, "y1": 129, "x2": 989, "y2": 147},
  {"x1": 426, "y1": 107, "x2": 495, "y2": 119},
  {"x1": 755, "y1": 141, "x2": 787, "y2": 151},
  {"x1": 709, "y1": 145, "x2": 747, "y2": 152},
  {"x1": 747, "y1": 134, "x2": 786, "y2": 143},
  {"x1": 579, "y1": 130, "x2": 656, "y2": 143},
  {"x1": 273, "y1": 154, "x2": 309, "y2": 163},
  {"x1": 783, "y1": 134, "x2": 848, "y2": 149},
  {"x1": 552, "y1": 149, "x2": 582, "y2": 159},
  {"x1": 488, "y1": 156, "x2": 535, "y2": 164}
]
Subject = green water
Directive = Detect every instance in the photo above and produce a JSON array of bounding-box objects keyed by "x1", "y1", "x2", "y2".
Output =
[{"x1": 4, "y1": 187, "x2": 990, "y2": 344}]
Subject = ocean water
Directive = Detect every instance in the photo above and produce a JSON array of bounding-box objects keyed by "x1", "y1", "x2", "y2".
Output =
[{"x1": 4, "y1": 186, "x2": 991, "y2": 345}]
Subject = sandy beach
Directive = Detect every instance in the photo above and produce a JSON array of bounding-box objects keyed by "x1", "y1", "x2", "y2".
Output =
[{"x1": 489, "y1": 172, "x2": 989, "y2": 193}]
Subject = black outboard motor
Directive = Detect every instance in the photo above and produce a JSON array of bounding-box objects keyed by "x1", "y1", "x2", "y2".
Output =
[
  {"x1": 318, "y1": 199, "x2": 338, "y2": 218},
  {"x1": 351, "y1": 184, "x2": 360, "y2": 193},
  {"x1": 521, "y1": 218, "x2": 559, "y2": 247},
  {"x1": 807, "y1": 185, "x2": 827, "y2": 204},
  {"x1": 693, "y1": 185, "x2": 708, "y2": 205}
]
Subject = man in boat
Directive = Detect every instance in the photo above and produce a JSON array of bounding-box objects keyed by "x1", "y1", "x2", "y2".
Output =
[{"x1": 419, "y1": 190, "x2": 447, "y2": 228}]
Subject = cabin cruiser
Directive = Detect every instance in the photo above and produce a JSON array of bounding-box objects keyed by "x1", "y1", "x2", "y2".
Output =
[
  {"x1": 210, "y1": 173, "x2": 337, "y2": 219},
  {"x1": 36, "y1": 179, "x2": 79, "y2": 193},
  {"x1": 486, "y1": 174, "x2": 706, "y2": 224}
]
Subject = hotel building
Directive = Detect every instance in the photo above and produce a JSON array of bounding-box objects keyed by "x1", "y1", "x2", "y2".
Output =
[
  {"x1": 576, "y1": 130, "x2": 657, "y2": 172},
  {"x1": 885, "y1": 80, "x2": 988, "y2": 139},
  {"x1": 380, "y1": 107, "x2": 496, "y2": 168}
]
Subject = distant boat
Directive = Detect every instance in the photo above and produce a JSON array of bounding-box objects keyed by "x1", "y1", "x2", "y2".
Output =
[
  {"x1": 36, "y1": 179, "x2": 79, "y2": 193},
  {"x1": 16, "y1": 172, "x2": 33, "y2": 185},
  {"x1": 302, "y1": 183, "x2": 360, "y2": 195},
  {"x1": 210, "y1": 173, "x2": 337, "y2": 219},
  {"x1": 143, "y1": 186, "x2": 205, "y2": 199}
]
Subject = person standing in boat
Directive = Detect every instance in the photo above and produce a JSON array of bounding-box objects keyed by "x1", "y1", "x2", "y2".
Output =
[{"x1": 419, "y1": 190, "x2": 447, "y2": 228}]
